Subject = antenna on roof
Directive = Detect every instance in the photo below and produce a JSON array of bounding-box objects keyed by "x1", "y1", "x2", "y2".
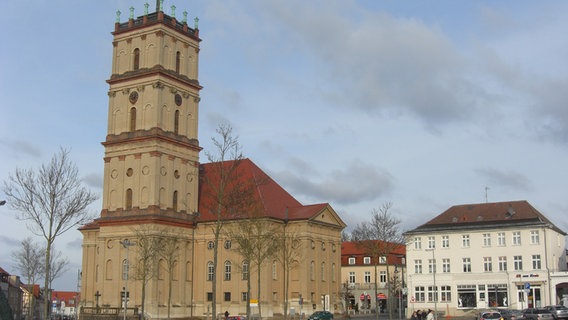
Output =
[{"x1": 485, "y1": 186, "x2": 490, "y2": 203}]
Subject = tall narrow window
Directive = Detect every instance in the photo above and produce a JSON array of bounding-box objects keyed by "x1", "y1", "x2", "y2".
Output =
[
  {"x1": 310, "y1": 261, "x2": 315, "y2": 281},
  {"x1": 379, "y1": 271, "x2": 387, "y2": 283},
  {"x1": 462, "y1": 257, "x2": 471, "y2": 272},
  {"x1": 320, "y1": 262, "x2": 325, "y2": 281},
  {"x1": 242, "y1": 261, "x2": 249, "y2": 280},
  {"x1": 224, "y1": 261, "x2": 232, "y2": 281},
  {"x1": 122, "y1": 259, "x2": 129, "y2": 280},
  {"x1": 133, "y1": 48, "x2": 140, "y2": 70},
  {"x1": 483, "y1": 257, "x2": 493, "y2": 272},
  {"x1": 172, "y1": 191, "x2": 178, "y2": 211},
  {"x1": 442, "y1": 258, "x2": 450, "y2": 273},
  {"x1": 428, "y1": 259, "x2": 436, "y2": 273},
  {"x1": 514, "y1": 255, "x2": 523, "y2": 270},
  {"x1": 125, "y1": 188, "x2": 133, "y2": 210},
  {"x1": 174, "y1": 110, "x2": 180, "y2": 134},
  {"x1": 175, "y1": 51, "x2": 181, "y2": 73},
  {"x1": 207, "y1": 261, "x2": 214, "y2": 281},
  {"x1": 129, "y1": 107, "x2": 137, "y2": 131},
  {"x1": 414, "y1": 260, "x2": 422, "y2": 274}
]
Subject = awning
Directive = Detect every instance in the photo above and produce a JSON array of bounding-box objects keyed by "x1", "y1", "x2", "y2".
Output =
[{"x1": 377, "y1": 293, "x2": 387, "y2": 300}]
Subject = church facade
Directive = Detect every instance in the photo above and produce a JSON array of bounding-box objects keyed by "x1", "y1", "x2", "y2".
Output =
[{"x1": 79, "y1": 4, "x2": 345, "y2": 320}]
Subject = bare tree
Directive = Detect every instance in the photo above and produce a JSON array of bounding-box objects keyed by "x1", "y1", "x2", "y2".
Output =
[
  {"x1": 201, "y1": 123, "x2": 249, "y2": 319},
  {"x1": 2, "y1": 148, "x2": 98, "y2": 319},
  {"x1": 351, "y1": 202, "x2": 404, "y2": 320},
  {"x1": 275, "y1": 227, "x2": 302, "y2": 320},
  {"x1": 12, "y1": 237, "x2": 43, "y2": 320},
  {"x1": 46, "y1": 247, "x2": 70, "y2": 290},
  {"x1": 131, "y1": 226, "x2": 160, "y2": 319},
  {"x1": 227, "y1": 215, "x2": 280, "y2": 319},
  {"x1": 156, "y1": 233, "x2": 181, "y2": 320}
]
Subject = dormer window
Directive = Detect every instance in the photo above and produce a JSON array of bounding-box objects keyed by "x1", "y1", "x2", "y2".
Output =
[
  {"x1": 363, "y1": 257, "x2": 371, "y2": 265},
  {"x1": 348, "y1": 257, "x2": 356, "y2": 265}
]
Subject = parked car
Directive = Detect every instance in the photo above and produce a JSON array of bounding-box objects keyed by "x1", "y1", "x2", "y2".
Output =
[
  {"x1": 308, "y1": 311, "x2": 333, "y2": 320},
  {"x1": 479, "y1": 311, "x2": 504, "y2": 320},
  {"x1": 523, "y1": 308, "x2": 554, "y2": 320},
  {"x1": 500, "y1": 309, "x2": 524, "y2": 320},
  {"x1": 546, "y1": 306, "x2": 568, "y2": 320}
]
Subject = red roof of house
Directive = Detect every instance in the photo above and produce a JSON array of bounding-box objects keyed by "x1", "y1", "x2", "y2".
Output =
[
  {"x1": 341, "y1": 241, "x2": 406, "y2": 266},
  {"x1": 409, "y1": 200, "x2": 565, "y2": 234},
  {"x1": 51, "y1": 291, "x2": 79, "y2": 306},
  {"x1": 197, "y1": 158, "x2": 330, "y2": 222}
]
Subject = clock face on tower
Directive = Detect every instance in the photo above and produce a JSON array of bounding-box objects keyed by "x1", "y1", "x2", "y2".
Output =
[
  {"x1": 175, "y1": 93, "x2": 182, "y2": 106},
  {"x1": 129, "y1": 91, "x2": 139, "y2": 104}
]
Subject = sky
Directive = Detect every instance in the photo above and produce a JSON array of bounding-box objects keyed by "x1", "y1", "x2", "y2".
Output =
[{"x1": 1, "y1": 0, "x2": 568, "y2": 291}]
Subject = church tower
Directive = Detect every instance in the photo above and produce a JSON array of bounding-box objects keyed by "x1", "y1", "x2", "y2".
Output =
[{"x1": 80, "y1": 3, "x2": 201, "y2": 317}]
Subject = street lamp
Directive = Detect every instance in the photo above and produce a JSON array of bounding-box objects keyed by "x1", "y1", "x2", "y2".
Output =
[
  {"x1": 394, "y1": 266, "x2": 401, "y2": 320},
  {"x1": 426, "y1": 249, "x2": 437, "y2": 320},
  {"x1": 120, "y1": 239, "x2": 135, "y2": 320}
]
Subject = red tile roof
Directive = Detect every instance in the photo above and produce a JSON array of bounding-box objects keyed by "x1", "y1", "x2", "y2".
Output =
[
  {"x1": 409, "y1": 200, "x2": 566, "y2": 234},
  {"x1": 341, "y1": 241, "x2": 406, "y2": 266},
  {"x1": 51, "y1": 291, "x2": 79, "y2": 307},
  {"x1": 197, "y1": 158, "x2": 331, "y2": 222}
]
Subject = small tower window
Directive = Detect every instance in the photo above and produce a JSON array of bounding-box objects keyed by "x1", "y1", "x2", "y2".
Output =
[
  {"x1": 129, "y1": 107, "x2": 137, "y2": 131},
  {"x1": 176, "y1": 51, "x2": 181, "y2": 73},
  {"x1": 174, "y1": 110, "x2": 180, "y2": 134},
  {"x1": 173, "y1": 190, "x2": 178, "y2": 211},
  {"x1": 133, "y1": 48, "x2": 140, "y2": 70},
  {"x1": 125, "y1": 188, "x2": 133, "y2": 210}
]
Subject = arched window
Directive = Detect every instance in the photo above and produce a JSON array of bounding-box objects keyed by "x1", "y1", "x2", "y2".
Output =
[
  {"x1": 172, "y1": 190, "x2": 178, "y2": 211},
  {"x1": 224, "y1": 261, "x2": 232, "y2": 281},
  {"x1": 122, "y1": 259, "x2": 129, "y2": 280},
  {"x1": 332, "y1": 263, "x2": 336, "y2": 282},
  {"x1": 175, "y1": 51, "x2": 181, "y2": 73},
  {"x1": 207, "y1": 261, "x2": 214, "y2": 281},
  {"x1": 174, "y1": 110, "x2": 180, "y2": 134},
  {"x1": 133, "y1": 48, "x2": 140, "y2": 70},
  {"x1": 129, "y1": 107, "x2": 136, "y2": 131},
  {"x1": 310, "y1": 261, "x2": 315, "y2": 281},
  {"x1": 242, "y1": 261, "x2": 249, "y2": 280},
  {"x1": 125, "y1": 189, "x2": 133, "y2": 210}
]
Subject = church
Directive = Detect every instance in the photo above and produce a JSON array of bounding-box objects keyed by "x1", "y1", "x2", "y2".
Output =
[{"x1": 79, "y1": 3, "x2": 346, "y2": 319}]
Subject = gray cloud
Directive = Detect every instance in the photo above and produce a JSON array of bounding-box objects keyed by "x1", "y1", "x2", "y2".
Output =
[
  {"x1": 474, "y1": 167, "x2": 531, "y2": 191},
  {"x1": 83, "y1": 172, "x2": 103, "y2": 189},
  {"x1": 272, "y1": 159, "x2": 393, "y2": 205}
]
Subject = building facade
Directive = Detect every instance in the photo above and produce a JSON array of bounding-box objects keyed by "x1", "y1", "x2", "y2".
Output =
[
  {"x1": 340, "y1": 241, "x2": 406, "y2": 314},
  {"x1": 79, "y1": 4, "x2": 345, "y2": 320},
  {"x1": 404, "y1": 201, "x2": 568, "y2": 318}
]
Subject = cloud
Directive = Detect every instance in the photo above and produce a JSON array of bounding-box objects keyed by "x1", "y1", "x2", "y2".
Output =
[
  {"x1": 0, "y1": 139, "x2": 42, "y2": 159},
  {"x1": 474, "y1": 167, "x2": 531, "y2": 191},
  {"x1": 83, "y1": 172, "x2": 103, "y2": 189},
  {"x1": 272, "y1": 159, "x2": 394, "y2": 205}
]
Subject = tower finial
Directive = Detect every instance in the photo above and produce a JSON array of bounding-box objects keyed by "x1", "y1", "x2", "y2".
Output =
[
  {"x1": 116, "y1": 10, "x2": 121, "y2": 23},
  {"x1": 155, "y1": 0, "x2": 160, "y2": 12}
]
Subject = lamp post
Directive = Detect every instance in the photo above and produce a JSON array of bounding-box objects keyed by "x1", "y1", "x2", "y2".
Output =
[
  {"x1": 395, "y1": 266, "x2": 401, "y2": 320},
  {"x1": 120, "y1": 239, "x2": 135, "y2": 320},
  {"x1": 426, "y1": 249, "x2": 437, "y2": 320}
]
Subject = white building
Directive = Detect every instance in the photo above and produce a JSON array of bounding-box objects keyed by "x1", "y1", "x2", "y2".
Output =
[{"x1": 404, "y1": 201, "x2": 568, "y2": 318}]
